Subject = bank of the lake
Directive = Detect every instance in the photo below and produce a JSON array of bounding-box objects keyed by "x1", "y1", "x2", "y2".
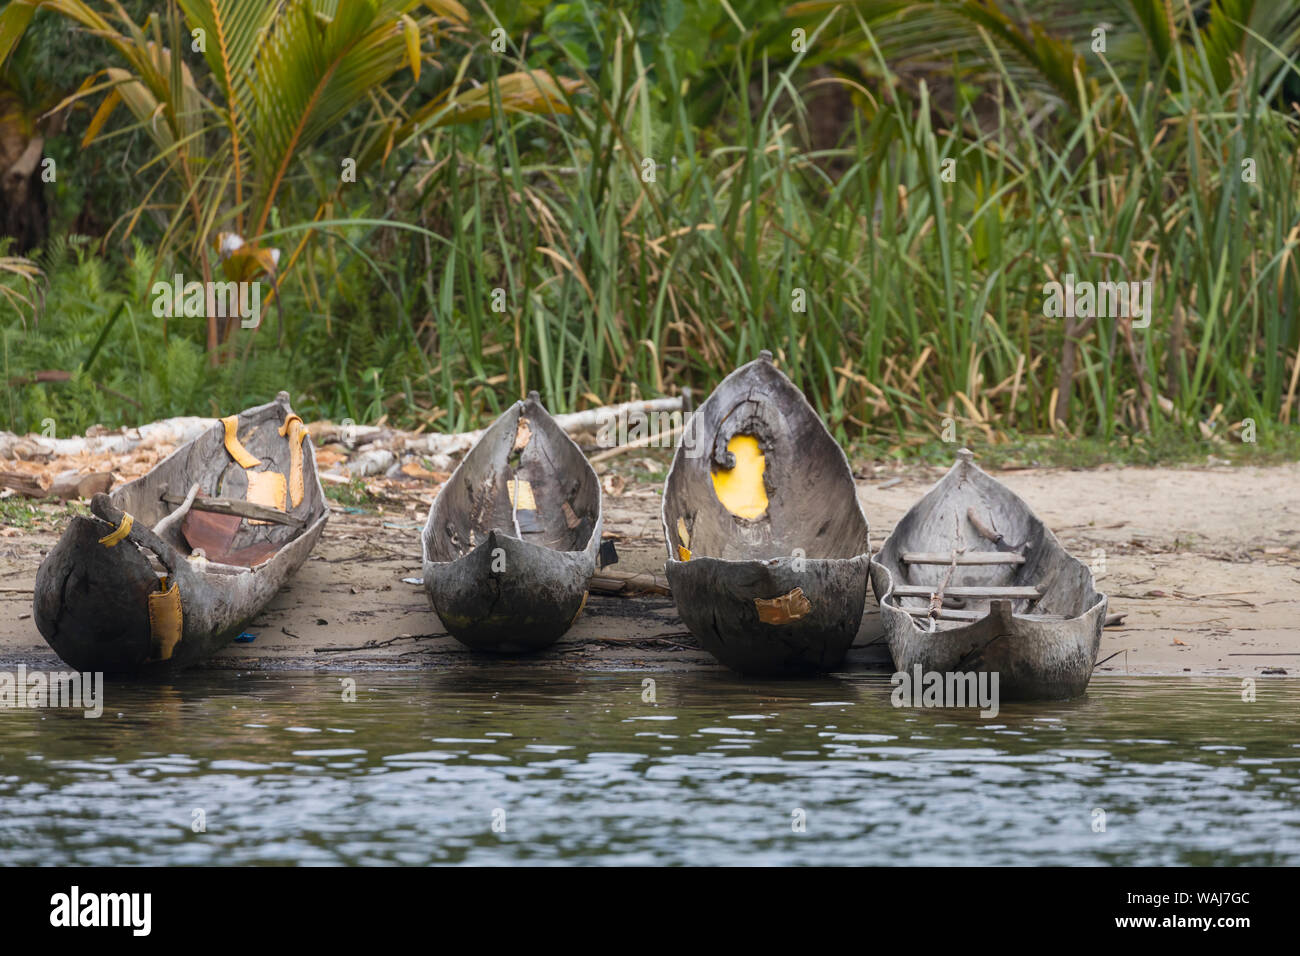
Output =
[{"x1": 2, "y1": 461, "x2": 1297, "y2": 676}]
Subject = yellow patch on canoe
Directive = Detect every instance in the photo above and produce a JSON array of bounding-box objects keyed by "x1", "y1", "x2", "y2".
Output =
[
  {"x1": 148, "y1": 579, "x2": 183, "y2": 662},
  {"x1": 507, "y1": 478, "x2": 536, "y2": 510},
  {"x1": 711, "y1": 434, "x2": 768, "y2": 519},
  {"x1": 245, "y1": 470, "x2": 287, "y2": 525}
]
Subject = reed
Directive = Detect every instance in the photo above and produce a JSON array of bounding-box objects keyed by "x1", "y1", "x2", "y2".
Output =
[
  {"x1": 377, "y1": 9, "x2": 1298, "y2": 448},
  {"x1": 1, "y1": 1, "x2": 1297, "y2": 453}
]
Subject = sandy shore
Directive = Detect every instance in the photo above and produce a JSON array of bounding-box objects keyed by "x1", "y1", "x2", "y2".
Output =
[{"x1": 2, "y1": 461, "x2": 1297, "y2": 677}]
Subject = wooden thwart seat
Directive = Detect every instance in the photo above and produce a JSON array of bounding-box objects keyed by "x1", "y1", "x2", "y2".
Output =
[
  {"x1": 901, "y1": 551, "x2": 1025, "y2": 565},
  {"x1": 892, "y1": 584, "x2": 1042, "y2": 600}
]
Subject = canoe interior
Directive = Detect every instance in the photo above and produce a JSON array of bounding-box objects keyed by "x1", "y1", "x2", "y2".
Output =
[
  {"x1": 423, "y1": 396, "x2": 599, "y2": 563},
  {"x1": 421, "y1": 394, "x2": 602, "y2": 652},
  {"x1": 33, "y1": 393, "x2": 328, "y2": 673},
  {"x1": 659, "y1": 353, "x2": 871, "y2": 676},
  {"x1": 662, "y1": 354, "x2": 868, "y2": 563},
  {"x1": 118, "y1": 397, "x2": 326, "y2": 568},
  {"x1": 874, "y1": 455, "x2": 1100, "y2": 630}
]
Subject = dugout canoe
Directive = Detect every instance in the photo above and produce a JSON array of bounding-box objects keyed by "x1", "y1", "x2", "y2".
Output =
[
  {"x1": 870, "y1": 449, "x2": 1107, "y2": 700},
  {"x1": 421, "y1": 392, "x2": 602, "y2": 652},
  {"x1": 33, "y1": 392, "x2": 328, "y2": 673},
  {"x1": 661, "y1": 351, "x2": 871, "y2": 676}
]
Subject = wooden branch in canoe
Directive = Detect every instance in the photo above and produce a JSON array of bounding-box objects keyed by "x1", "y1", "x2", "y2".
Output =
[
  {"x1": 929, "y1": 549, "x2": 959, "y2": 619},
  {"x1": 892, "y1": 584, "x2": 1042, "y2": 600},
  {"x1": 160, "y1": 492, "x2": 305, "y2": 528},
  {"x1": 902, "y1": 551, "x2": 1025, "y2": 565},
  {"x1": 152, "y1": 483, "x2": 199, "y2": 538},
  {"x1": 967, "y1": 507, "x2": 1008, "y2": 548}
]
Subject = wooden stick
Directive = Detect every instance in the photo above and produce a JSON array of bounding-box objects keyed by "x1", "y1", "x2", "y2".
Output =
[
  {"x1": 588, "y1": 569, "x2": 671, "y2": 596},
  {"x1": 588, "y1": 423, "x2": 684, "y2": 465},
  {"x1": 160, "y1": 492, "x2": 304, "y2": 528},
  {"x1": 902, "y1": 551, "x2": 1025, "y2": 565},
  {"x1": 966, "y1": 507, "x2": 1006, "y2": 547},
  {"x1": 893, "y1": 584, "x2": 1042, "y2": 599},
  {"x1": 152, "y1": 482, "x2": 200, "y2": 538},
  {"x1": 929, "y1": 550, "x2": 959, "y2": 619}
]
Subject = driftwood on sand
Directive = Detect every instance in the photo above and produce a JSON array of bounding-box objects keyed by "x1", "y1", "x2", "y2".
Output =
[{"x1": 0, "y1": 397, "x2": 685, "y2": 490}]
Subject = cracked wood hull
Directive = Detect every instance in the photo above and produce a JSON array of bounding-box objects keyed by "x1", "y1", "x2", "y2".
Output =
[
  {"x1": 661, "y1": 353, "x2": 872, "y2": 677},
  {"x1": 32, "y1": 393, "x2": 328, "y2": 674},
  {"x1": 421, "y1": 395, "x2": 601, "y2": 653},
  {"x1": 870, "y1": 453, "x2": 1106, "y2": 699},
  {"x1": 666, "y1": 554, "x2": 869, "y2": 676}
]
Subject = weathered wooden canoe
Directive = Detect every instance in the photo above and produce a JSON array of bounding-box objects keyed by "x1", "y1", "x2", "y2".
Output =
[
  {"x1": 870, "y1": 449, "x2": 1107, "y2": 699},
  {"x1": 421, "y1": 392, "x2": 602, "y2": 652},
  {"x1": 661, "y1": 352, "x2": 871, "y2": 676},
  {"x1": 33, "y1": 392, "x2": 328, "y2": 673}
]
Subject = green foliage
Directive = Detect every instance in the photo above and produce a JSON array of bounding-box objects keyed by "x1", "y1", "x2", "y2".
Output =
[{"x1": 1, "y1": 0, "x2": 1298, "y2": 460}]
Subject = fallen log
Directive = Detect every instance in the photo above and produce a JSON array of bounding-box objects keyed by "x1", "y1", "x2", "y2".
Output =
[
  {"x1": 1, "y1": 469, "x2": 114, "y2": 501},
  {"x1": 333, "y1": 397, "x2": 686, "y2": 477},
  {"x1": 0, "y1": 397, "x2": 687, "y2": 480},
  {"x1": 0, "y1": 417, "x2": 215, "y2": 461},
  {"x1": 588, "y1": 569, "x2": 671, "y2": 596}
]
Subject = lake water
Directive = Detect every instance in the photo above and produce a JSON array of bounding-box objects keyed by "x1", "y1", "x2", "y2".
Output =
[{"x1": 1, "y1": 671, "x2": 1296, "y2": 865}]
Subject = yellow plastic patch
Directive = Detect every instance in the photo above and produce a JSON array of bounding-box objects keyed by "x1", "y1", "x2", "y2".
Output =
[
  {"x1": 677, "y1": 545, "x2": 692, "y2": 561},
  {"x1": 97, "y1": 511, "x2": 133, "y2": 547},
  {"x1": 710, "y1": 434, "x2": 768, "y2": 519},
  {"x1": 148, "y1": 580, "x2": 183, "y2": 662},
  {"x1": 222, "y1": 415, "x2": 261, "y2": 468},
  {"x1": 507, "y1": 479, "x2": 537, "y2": 511},
  {"x1": 246, "y1": 470, "x2": 287, "y2": 525},
  {"x1": 278, "y1": 413, "x2": 308, "y2": 508}
]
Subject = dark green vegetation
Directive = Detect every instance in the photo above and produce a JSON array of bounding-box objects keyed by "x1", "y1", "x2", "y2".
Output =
[{"x1": 1, "y1": 1, "x2": 1298, "y2": 461}]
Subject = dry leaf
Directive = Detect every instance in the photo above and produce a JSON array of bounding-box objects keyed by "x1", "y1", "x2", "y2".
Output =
[
  {"x1": 400, "y1": 461, "x2": 448, "y2": 482},
  {"x1": 514, "y1": 417, "x2": 532, "y2": 452}
]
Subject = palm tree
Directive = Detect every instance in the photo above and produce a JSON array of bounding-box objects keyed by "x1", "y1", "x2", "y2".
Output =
[{"x1": 0, "y1": 0, "x2": 579, "y2": 361}]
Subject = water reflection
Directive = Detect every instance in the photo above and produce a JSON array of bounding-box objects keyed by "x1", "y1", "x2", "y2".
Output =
[{"x1": 1, "y1": 671, "x2": 1296, "y2": 865}]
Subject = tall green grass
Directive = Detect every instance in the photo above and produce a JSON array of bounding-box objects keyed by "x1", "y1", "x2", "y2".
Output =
[
  {"x1": 357, "y1": 13, "x2": 1299, "y2": 446},
  {"x1": 2, "y1": 3, "x2": 1298, "y2": 451}
]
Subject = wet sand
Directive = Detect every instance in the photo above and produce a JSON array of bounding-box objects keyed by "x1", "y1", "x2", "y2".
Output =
[{"x1": 1, "y1": 462, "x2": 1297, "y2": 677}]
